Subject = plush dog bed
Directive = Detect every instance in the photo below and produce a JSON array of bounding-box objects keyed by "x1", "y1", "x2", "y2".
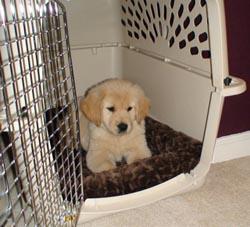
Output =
[
  {"x1": 81, "y1": 117, "x2": 202, "y2": 199},
  {"x1": 45, "y1": 109, "x2": 202, "y2": 202}
]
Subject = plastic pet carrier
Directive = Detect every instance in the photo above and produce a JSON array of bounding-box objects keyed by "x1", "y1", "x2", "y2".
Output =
[{"x1": 0, "y1": 0, "x2": 246, "y2": 226}]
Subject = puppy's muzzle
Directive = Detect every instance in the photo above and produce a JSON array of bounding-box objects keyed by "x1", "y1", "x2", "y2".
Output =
[{"x1": 117, "y1": 122, "x2": 128, "y2": 133}]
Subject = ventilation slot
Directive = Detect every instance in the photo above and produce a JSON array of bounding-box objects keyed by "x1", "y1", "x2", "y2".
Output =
[
  {"x1": 200, "y1": 0, "x2": 206, "y2": 7},
  {"x1": 164, "y1": 5, "x2": 167, "y2": 20},
  {"x1": 141, "y1": 30, "x2": 147, "y2": 39},
  {"x1": 178, "y1": 4, "x2": 184, "y2": 18},
  {"x1": 170, "y1": 0, "x2": 175, "y2": 9},
  {"x1": 143, "y1": 19, "x2": 149, "y2": 30},
  {"x1": 189, "y1": 0, "x2": 195, "y2": 12},
  {"x1": 194, "y1": 14, "x2": 202, "y2": 26},
  {"x1": 179, "y1": 40, "x2": 186, "y2": 49},
  {"x1": 169, "y1": 36, "x2": 175, "y2": 47},
  {"x1": 146, "y1": 10, "x2": 152, "y2": 23},
  {"x1": 190, "y1": 47, "x2": 199, "y2": 55},
  {"x1": 134, "y1": 31, "x2": 140, "y2": 39},
  {"x1": 170, "y1": 13, "x2": 174, "y2": 27},
  {"x1": 202, "y1": 50, "x2": 211, "y2": 59},
  {"x1": 183, "y1": 17, "x2": 190, "y2": 29},
  {"x1": 188, "y1": 31, "x2": 195, "y2": 41},
  {"x1": 136, "y1": 10, "x2": 142, "y2": 20},
  {"x1": 134, "y1": 20, "x2": 140, "y2": 30},
  {"x1": 159, "y1": 21, "x2": 163, "y2": 37},
  {"x1": 127, "y1": 18, "x2": 133, "y2": 27},
  {"x1": 122, "y1": 5, "x2": 126, "y2": 13},
  {"x1": 153, "y1": 23, "x2": 158, "y2": 37},
  {"x1": 138, "y1": 1, "x2": 143, "y2": 12},
  {"x1": 121, "y1": 19, "x2": 126, "y2": 26},
  {"x1": 175, "y1": 25, "x2": 181, "y2": 37},
  {"x1": 157, "y1": 2, "x2": 161, "y2": 18},
  {"x1": 150, "y1": 32, "x2": 156, "y2": 43},
  {"x1": 128, "y1": 7, "x2": 134, "y2": 16},
  {"x1": 199, "y1": 32, "x2": 208, "y2": 42}
]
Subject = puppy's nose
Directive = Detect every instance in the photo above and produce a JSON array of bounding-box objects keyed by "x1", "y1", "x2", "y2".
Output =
[{"x1": 117, "y1": 122, "x2": 128, "y2": 133}]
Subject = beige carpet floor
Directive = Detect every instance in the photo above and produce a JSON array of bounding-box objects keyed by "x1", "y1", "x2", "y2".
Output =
[{"x1": 81, "y1": 156, "x2": 250, "y2": 227}]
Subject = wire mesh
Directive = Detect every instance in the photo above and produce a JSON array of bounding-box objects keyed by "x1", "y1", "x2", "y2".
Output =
[{"x1": 0, "y1": 0, "x2": 83, "y2": 226}]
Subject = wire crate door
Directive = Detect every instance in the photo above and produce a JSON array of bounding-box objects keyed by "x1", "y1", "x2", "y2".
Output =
[{"x1": 0, "y1": 0, "x2": 83, "y2": 226}]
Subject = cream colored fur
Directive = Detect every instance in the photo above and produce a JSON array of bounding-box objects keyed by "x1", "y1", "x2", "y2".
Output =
[{"x1": 79, "y1": 78, "x2": 151, "y2": 173}]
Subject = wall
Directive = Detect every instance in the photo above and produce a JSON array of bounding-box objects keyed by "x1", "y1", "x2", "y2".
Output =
[{"x1": 218, "y1": 0, "x2": 250, "y2": 137}]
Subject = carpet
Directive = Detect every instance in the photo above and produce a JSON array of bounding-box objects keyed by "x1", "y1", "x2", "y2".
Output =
[{"x1": 80, "y1": 156, "x2": 250, "y2": 227}]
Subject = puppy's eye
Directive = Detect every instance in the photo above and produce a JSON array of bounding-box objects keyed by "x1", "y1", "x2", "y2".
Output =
[
  {"x1": 107, "y1": 106, "x2": 115, "y2": 112},
  {"x1": 127, "y1": 106, "x2": 133, "y2": 112}
]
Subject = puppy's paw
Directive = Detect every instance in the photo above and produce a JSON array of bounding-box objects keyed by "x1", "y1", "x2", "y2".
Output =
[
  {"x1": 89, "y1": 161, "x2": 116, "y2": 173},
  {"x1": 126, "y1": 147, "x2": 152, "y2": 164}
]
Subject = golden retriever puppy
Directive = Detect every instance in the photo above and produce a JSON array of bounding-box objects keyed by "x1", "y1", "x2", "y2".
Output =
[{"x1": 79, "y1": 78, "x2": 152, "y2": 173}]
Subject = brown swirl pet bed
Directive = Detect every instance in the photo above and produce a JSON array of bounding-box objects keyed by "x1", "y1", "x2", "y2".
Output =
[{"x1": 46, "y1": 109, "x2": 202, "y2": 202}]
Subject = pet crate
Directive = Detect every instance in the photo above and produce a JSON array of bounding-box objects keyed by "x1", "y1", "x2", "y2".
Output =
[{"x1": 0, "y1": 0, "x2": 246, "y2": 226}]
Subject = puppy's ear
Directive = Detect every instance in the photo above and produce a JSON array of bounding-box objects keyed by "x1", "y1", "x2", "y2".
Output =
[
  {"x1": 136, "y1": 95, "x2": 150, "y2": 124},
  {"x1": 79, "y1": 91, "x2": 103, "y2": 126}
]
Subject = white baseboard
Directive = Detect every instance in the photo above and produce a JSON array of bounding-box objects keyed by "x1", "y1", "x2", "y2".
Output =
[{"x1": 213, "y1": 131, "x2": 250, "y2": 163}]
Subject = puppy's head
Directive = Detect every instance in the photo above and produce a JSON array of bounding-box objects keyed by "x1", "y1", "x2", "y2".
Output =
[{"x1": 80, "y1": 79, "x2": 150, "y2": 135}]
